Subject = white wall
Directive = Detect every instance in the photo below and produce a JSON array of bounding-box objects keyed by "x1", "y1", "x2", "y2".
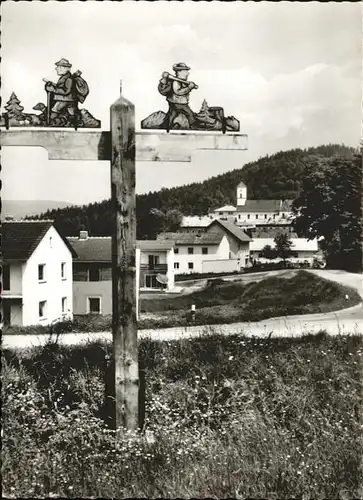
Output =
[
  {"x1": 173, "y1": 236, "x2": 230, "y2": 274},
  {"x1": 166, "y1": 248, "x2": 175, "y2": 290},
  {"x1": 202, "y1": 259, "x2": 241, "y2": 274},
  {"x1": 22, "y1": 226, "x2": 73, "y2": 326},
  {"x1": 236, "y1": 212, "x2": 293, "y2": 226}
]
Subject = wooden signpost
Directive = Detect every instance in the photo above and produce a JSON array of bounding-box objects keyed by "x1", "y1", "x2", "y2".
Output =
[{"x1": 1, "y1": 62, "x2": 248, "y2": 433}]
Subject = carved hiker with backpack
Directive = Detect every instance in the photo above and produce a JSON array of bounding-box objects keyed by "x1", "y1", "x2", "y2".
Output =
[
  {"x1": 141, "y1": 62, "x2": 240, "y2": 132},
  {"x1": 158, "y1": 62, "x2": 198, "y2": 131},
  {"x1": 1, "y1": 59, "x2": 101, "y2": 129},
  {"x1": 42, "y1": 58, "x2": 90, "y2": 126}
]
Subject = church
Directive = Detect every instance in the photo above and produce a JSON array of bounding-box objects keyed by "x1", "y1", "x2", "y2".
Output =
[{"x1": 210, "y1": 181, "x2": 294, "y2": 229}]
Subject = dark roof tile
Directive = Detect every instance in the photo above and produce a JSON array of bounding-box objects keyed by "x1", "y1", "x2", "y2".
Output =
[
  {"x1": 67, "y1": 237, "x2": 174, "y2": 262},
  {"x1": 2, "y1": 221, "x2": 77, "y2": 260}
]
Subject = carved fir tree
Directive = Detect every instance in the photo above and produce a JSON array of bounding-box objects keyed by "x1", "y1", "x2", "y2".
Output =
[
  {"x1": 5, "y1": 92, "x2": 25, "y2": 119},
  {"x1": 197, "y1": 99, "x2": 215, "y2": 125}
]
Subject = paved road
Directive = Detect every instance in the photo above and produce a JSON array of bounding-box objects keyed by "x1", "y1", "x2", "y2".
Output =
[{"x1": 3, "y1": 270, "x2": 362, "y2": 349}]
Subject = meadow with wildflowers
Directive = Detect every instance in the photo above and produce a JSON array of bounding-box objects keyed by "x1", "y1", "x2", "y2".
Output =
[{"x1": 2, "y1": 331, "x2": 362, "y2": 498}]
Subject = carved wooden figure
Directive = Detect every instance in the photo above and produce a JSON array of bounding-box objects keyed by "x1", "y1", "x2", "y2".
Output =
[
  {"x1": 1, "y1": 59, "x2": 101, "y2": 130},
  {"x1": 141, "y1": 63, "x2": 240, "y2": 133}
]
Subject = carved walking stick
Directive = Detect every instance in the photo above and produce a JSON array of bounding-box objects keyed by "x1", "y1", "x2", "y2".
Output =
[{"x1": 46, "y1": 90, "x2": 52, "y2": 126}]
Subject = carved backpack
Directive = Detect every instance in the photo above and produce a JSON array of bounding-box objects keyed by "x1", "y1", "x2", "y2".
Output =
[
  {"x1": 158, "y1": 79, "x2": 173, "y2": 97},
  {"x1": 72, "y1": 70, "x2": 89, "y2": 104}
]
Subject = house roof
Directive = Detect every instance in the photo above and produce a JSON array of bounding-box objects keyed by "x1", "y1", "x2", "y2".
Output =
[
  {"x1": 67, "y1": 237, "x2": 174, "y2": 262},
  {"x1": 2, "y1": 221, "x2": 77, "y2": 261},
  {"x1": 237, "y1": 199, "x2": 293, "y2": 213},
  {"x1": 137, "y1": 240, "x2": 175, "y2": 251},
  {"x1": 237, "y1": 200, "x2": 281, "y2": 213},
  {"x1": 158, "y1": 231, "x2": 223, "y2": 245},
  {"x1": 214, "y1": 205, "x2": 237, "y2": 213},
  {"x1": 210, "y1": 219, "x2": 251, "y2": 242},
  {"x1": 250, "y1": 238, "x2": 319, "y2": 252},
  {"x1": 181, "y1": 216, "x2": 213, "y2": 228},
  {"x1": 237, "y1": 181, "x2": 246, "y2": 187}
]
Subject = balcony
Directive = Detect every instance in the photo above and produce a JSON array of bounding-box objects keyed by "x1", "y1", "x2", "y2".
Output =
[
  {"x1": 140, "y1": 264, "x2": 168, "y2": 273},
  {"x1": 1, "y1": 291, "x2": 22, "y2": 299}
]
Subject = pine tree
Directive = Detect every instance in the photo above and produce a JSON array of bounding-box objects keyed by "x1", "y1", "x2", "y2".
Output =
[{"x1": 5, "y1": 92, "x2": 25, "y2": 119}]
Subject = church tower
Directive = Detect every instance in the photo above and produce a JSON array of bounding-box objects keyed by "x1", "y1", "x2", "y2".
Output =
[{"x1": 236, "y1": 181, "x2": 247, "y2": 206}]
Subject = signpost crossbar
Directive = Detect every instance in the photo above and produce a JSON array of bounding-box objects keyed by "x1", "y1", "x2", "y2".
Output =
[{"x1": 1, "y1": 129, "x2": 248, "y2": 162}]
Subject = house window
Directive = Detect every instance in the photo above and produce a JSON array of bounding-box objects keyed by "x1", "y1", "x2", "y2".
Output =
[
  {"x1": 256, "y1": 214, "x2": 259, "y2": 219},
  {"x1": 264, "y1": 214, "x2": 267, "y2": 219},
  {"x1": 39, "y1": 300, "x2": 47, "y2": 319},
  {"x1": 188, "y1": 262, "x2": 194, "y2": 270},
  {"x1": 61, "y1": 262, "x2": 66, "y2": 280},
  {"x1": 62, "y1": 297, "x2": 67, "y2": 314},
  {"x1": 174, "y1": 247, "x2": 179, "y2": 254},
  {"x1": 247, "y1": 214, "x2": 250, "y2": 220},
  {"x1": 88, "y1": 297, "x2": 101, "y2": 314},
  {"x1": 238, "y1": 214, "x2": 241, "y2": 219},
  {"x1": 89, "y1": 267, "x2": 100, "y2": 282},
  {"x1": 202, "y1": 247, "x2": 208, "y2": 255},
  {"x1": 188, "y1": 247, "x2": 194, "y2": 254},
  {"x1": 2, "y1": 264, "x2": 10, "y2": 291},
  {"x1": 49, "y1": 237, "x2": 53, "y2": 248},
  {"x1": 38, "y1": 264, "x2": 46, "y2": 282},
  {"x1": 174, "y1": 262, "x2": 179, "y2": 269}
]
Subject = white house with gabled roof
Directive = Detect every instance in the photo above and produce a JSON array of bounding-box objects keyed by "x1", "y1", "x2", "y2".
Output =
[
  {"x1": 2, "y1": 220, "x2": 76, "y2": 326},
  {"x1": 157, "y1": 218, "x2": 251, "y2": 274}
]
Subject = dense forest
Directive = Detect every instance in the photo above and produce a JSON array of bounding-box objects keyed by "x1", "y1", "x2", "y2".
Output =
[{"x1": 28, "y1": 144, "x2": 355, "y2": 239}]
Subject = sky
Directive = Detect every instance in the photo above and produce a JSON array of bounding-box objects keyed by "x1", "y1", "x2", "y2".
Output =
[{"x1": 1, "y1": 1, "x2": 361, "y2": 205}]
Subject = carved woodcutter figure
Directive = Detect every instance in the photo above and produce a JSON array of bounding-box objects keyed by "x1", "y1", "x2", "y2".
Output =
[
  {"x1": 1, "y1": 58, "x2": 101, "y2": 129},
  {"x1": 141, "y1": 62, "x2": 240, "y2": 133}
]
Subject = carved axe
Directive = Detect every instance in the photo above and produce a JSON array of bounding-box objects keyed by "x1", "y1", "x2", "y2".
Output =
[{"x1": 162, "y1": 72, "x2": 198, "y2": 89}]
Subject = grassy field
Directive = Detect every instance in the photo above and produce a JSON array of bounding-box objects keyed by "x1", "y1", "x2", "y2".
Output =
[
  {"x1": 2, "y1": 331, "x2": 362, "y2": 498},
  {"x1": 4, "y1": 271, "x2": 361, "y2": 335}
]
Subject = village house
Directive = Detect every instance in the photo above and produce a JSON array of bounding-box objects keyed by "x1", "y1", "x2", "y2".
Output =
[
  {"x1": 249, "y1": 237, "x2": 323, "y2": 265},
  {"x1": 211, "y1": 204, "x2": 237, "y2": 221},
  {"x1": 67, "y1": 231, "x2": 175, "y2": 316},
  {"x1": 1, "y1": 220, "x2": 76, "y2": 326},
  {"x1": 158, "y1": 219, "x2": 251, "y2": 274}
]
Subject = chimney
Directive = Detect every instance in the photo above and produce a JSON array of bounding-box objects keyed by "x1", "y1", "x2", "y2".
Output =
[{"x1": 79, "y1": 230, "x2": 88, "y2": 240}]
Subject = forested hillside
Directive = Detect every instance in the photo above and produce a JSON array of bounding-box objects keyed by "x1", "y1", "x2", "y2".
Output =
[{"x1": 28, "y1": 144, "x2": 355, "y2": 238}]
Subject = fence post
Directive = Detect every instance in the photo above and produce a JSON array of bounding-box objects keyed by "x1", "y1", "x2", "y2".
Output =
[{"x1": 110, "y1": 94, "x2": 138, "y2": 432}]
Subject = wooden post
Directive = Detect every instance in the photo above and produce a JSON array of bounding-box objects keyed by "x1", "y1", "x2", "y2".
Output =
[{"x1": 110, "y1": 94, "x2": 138, "y2": 432}]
